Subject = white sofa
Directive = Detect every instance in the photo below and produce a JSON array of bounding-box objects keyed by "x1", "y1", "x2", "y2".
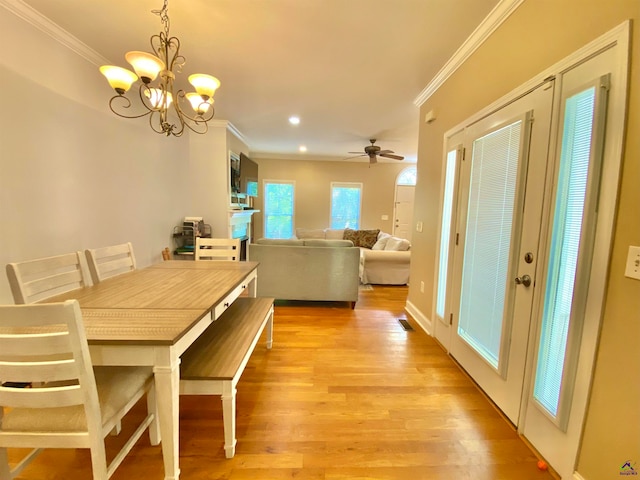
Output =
[{"x1": 295, "y1": 228, "x2": 411, "y2": 285}]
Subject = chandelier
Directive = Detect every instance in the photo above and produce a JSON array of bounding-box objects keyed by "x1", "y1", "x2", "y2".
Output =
[{"x1": 99, "y1": 0, "x2": 220, "y2": 137}]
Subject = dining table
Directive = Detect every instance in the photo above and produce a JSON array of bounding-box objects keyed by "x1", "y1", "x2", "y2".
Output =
[{"x1": 46, "y1": 260, "x2": 259, "y2": 480}]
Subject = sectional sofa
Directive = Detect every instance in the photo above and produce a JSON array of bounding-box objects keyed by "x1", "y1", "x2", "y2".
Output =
[
  {"x1": 295, "y1": 228, "x2": 411, "y2": 285},
  {"x1": 247, "y1": 238, "x2": 360, "y2": 307}
]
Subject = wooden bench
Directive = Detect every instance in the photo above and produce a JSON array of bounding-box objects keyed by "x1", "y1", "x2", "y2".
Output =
[{"x1": 179, "y1": 296, "x2": 274, "y2": 458}]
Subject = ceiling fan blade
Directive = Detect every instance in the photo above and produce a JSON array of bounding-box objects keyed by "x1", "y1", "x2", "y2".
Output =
[
  {"x1": 348, "y1": 151, "x2": 365, "y2": 154},
  {"x1": 343, "y1": 154, "x2": 366, "y2": 160},
  {"x1": 379, "y1": 153, "x2": 404, "y2": 161},
  {"x1": 378, "y1": 150, "x2": 394, "y2": 155}
]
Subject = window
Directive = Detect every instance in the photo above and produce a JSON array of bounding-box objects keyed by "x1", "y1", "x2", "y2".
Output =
[
  {"x1": 533, "y1": 78, "x2": 607, "y2": 426},
  {"x1": 330, "y1": 182, "x2": 362, "y2": 229},
  {"x1": 435, "y1": 148, "x2": 460, "y2": 323},
  {"x1": 263, "y1": 181, "x2": 295, "y2": 238},
  {"x1": 397, "y1": 166, "x2": 417, "y2": 186}
]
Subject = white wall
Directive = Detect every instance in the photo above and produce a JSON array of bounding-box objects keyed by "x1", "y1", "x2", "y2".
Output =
[{"x1": 0, "y1": 6, "x2": 199, "y2": 302}]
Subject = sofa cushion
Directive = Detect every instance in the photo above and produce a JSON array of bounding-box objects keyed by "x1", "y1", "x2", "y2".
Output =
[
  {"x1": 256, "y1": 238, "x2": 304, "y2": 246},
  {"x1": 343, "y1": 228, "x2": 380, "y2": 248},
  {"x1": 324, "y1": 228, "x2": 345, "y2": 240},
  {"x1": 304, "y1": 239, "x2": 354, "y2": 247},
  {"x1": 384, "y1": 236, "x2": 411, "y2": 251},
  {"x1": 296, "y1": 228, "x2": 326, "y2": 239}
]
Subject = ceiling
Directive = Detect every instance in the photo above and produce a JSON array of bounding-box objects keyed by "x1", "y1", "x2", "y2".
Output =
[{"x1": 20, "y1": 0, "x2": 500, "y2": 163}]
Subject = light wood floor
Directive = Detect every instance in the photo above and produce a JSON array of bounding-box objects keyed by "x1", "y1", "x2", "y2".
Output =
[{"x1": 7, "y1": 286, "x2": 556, "y2": 479}]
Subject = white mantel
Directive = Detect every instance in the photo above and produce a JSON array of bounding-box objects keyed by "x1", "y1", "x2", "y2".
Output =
[{"x1": 228, "y1": 210, "x2": 260, "y2": 242}]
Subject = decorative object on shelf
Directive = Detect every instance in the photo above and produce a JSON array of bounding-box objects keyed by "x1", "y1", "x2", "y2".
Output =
[
  {"x1": 173, "y1": 217, "x2": 212, "y2": 257},
  {"x1": 99, "y1": 0, "x2": 220, "y2": 137}
]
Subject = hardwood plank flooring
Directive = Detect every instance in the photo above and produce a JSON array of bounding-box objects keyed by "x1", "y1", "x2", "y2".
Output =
[{"x1": 6, "y1": 285, "x2": 556, "y2": 479}]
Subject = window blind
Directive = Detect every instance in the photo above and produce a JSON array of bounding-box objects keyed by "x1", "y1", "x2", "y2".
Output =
[
  {"x1": 458, "y1": 121, "x2": 522, "y2": 369},
  {"x1": 533, "y1": 87, "x2": 596, "y2": 418}
]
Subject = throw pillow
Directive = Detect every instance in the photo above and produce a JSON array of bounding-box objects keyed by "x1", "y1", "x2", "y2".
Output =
[
  {"x1": 372, "y1": 233, "x2": 391, "y2": 250},
  {"x1": 343, "y1": 228, "x2": 380, "y2": 249},
  {"x1": 384, "y1": 236, "x2": 411, "y2": 251}
]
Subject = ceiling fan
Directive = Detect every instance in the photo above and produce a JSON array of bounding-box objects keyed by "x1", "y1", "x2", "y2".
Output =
[{"x1": 348, "y1": 139, "x2": 404, "y2": 164}]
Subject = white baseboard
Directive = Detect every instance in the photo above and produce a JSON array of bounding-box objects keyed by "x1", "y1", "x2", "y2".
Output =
[
  {"x1": 573, "y1": 472, "x2": 586, "y2": 480},
  {"x1": 405, "y1": 300, "x2": 432, "y2": 336}
]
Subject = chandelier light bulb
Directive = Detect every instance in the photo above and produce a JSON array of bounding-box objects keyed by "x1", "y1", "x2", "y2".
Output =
[
  {"x1": 125, "y1": 51, "x2": 165, "y2": 84},
  {"x1": 145, "y1": 88, "x2": 173, "y2": 110},
  {"x1": 99, "y1": 65, "x2": 138, "y2": 95},
  {"x1": 186, "y1": 92, "x2": 214, "y2": 115},
  {"x1": 188, "y1": 74, "x2": 220, "y2": 100}
]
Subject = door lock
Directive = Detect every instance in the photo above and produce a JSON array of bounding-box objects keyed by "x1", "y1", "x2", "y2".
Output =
[{"x1": 514, "y1": 275, "x2": 532, "y2": 287}]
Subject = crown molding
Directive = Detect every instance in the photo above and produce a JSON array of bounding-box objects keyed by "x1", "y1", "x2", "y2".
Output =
[
  {"x1": 0, "y1": 0, "x2": 109, "y2": 66},
  {"x1": 414, "y1": 0, "x2": 525, "y2": 106}
]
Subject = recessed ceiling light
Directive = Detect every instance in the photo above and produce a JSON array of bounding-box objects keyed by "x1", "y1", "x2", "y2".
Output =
[
  {"x1": 289, "y1": 116, "x2": 300, "y2": 125},
  {"x1": 299, "y1": 145, "x2": 307, "y2": 152}
]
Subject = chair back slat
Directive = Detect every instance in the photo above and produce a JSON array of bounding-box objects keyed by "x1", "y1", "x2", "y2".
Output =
[
  {"x1": 0, "y1": 331, "x2": 73, "y2": 356},
  {"x1": 0, "y1": 359, "x2": 79, "y2": 383},
  {"x1": 85, "y1": 242, "x2": 136, "y2": 283},
  {"x1": 0, "y1": 384, "x2": 84, "y2": 409},
  {"x1": 6, "y1": 252, "x2": 88, "y2": 304},
  {"x1": 195, "y1": 238, "x2": 241, "y2": 261}
]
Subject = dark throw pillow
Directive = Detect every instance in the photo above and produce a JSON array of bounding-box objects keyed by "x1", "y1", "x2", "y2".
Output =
[{"x1": 343, "y1": 228, "x2": 380, "y2": 249}]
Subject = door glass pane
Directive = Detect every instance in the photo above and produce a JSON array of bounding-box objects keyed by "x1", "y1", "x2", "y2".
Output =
[
  {"x1": 264, "y1": 181, "x2": 294, "y2": 238},
  {"x1": 534, "y1": 87, "x2": 596, "y2": 418},
  {"x1": 458, "y1": 121, "x2": 522, "y2": 369},
  {"x1": 436, "y1": 149, "x2": 458, "y2": 320}
]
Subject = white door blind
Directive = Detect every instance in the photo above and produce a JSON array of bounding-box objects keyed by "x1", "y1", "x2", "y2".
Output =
[
  {"x1": 458, "y1": 121, "x2": 522, "y2": 369},
  {"x1": 533, "y1": 86, "x2": 597, "y2": 419}
]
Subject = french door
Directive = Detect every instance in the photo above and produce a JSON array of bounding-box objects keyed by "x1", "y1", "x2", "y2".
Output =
[
  {"x1": 436, "y1": 26, "x2": 627, "y2": 478},
  {"x1": 449, "y1": 81, "x2": 554, "y2": 424}
]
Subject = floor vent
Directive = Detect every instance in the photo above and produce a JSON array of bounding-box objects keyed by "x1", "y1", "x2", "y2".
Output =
[{"x1": 398, "y1": 319, "x2": 414, "y2": 331}]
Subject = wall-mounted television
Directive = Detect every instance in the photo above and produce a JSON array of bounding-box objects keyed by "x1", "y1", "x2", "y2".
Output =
[{"x1": 231, "y1": 152, "x2": 258, "y2": 197}]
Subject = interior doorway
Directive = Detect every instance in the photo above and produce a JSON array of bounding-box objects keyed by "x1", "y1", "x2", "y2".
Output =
[{"x1": 393, "y1": 167, "x2": 416, "y2": 241}]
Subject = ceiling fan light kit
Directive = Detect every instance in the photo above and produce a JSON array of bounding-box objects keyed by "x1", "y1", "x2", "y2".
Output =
[
  {"x1": 348, "y1": 139, "x2": 405, "y2": 164},
  {"x1": 99, "y1": 0, "x2": 220, "y2": 137}
]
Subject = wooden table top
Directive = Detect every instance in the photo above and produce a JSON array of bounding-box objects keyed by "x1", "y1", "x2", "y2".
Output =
[{"x1": 39, "y1": 261, "x2": 260, "y2": 345}]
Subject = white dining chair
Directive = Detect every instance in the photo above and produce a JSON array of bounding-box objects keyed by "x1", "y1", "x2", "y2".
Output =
[
  {"x1": 0, "y1": 300, "x2": 158, "y2": 480},
  {"x1": 6, "y1": 252, "x2": 89, "y2": 304},
  {"x1": 85, "y1": 242, "x2": 136, "y2": 283},
  {"x1": 195, "y1": 237, "x2": 241, "y2": 261}
]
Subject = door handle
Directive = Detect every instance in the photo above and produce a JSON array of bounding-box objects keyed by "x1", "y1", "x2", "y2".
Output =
[{"x1": 514, "y1": 274, "x2": 532, "y2": 287}]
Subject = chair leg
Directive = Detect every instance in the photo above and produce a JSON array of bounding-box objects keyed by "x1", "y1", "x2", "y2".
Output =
[
  {"x1": 89, "y1": 439, "x2": 109, "y2": 480},
  {"x1": 0, "y1": 448, "x2": 10, "y2": 480},
  {"x1": 221, "y1": 382, "x2": 237, "y2": 458}
]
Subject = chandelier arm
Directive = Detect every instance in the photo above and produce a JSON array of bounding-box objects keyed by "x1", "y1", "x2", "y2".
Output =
[{"x1": 108, "y1": 95, "x2": 153, "y2": 120}]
